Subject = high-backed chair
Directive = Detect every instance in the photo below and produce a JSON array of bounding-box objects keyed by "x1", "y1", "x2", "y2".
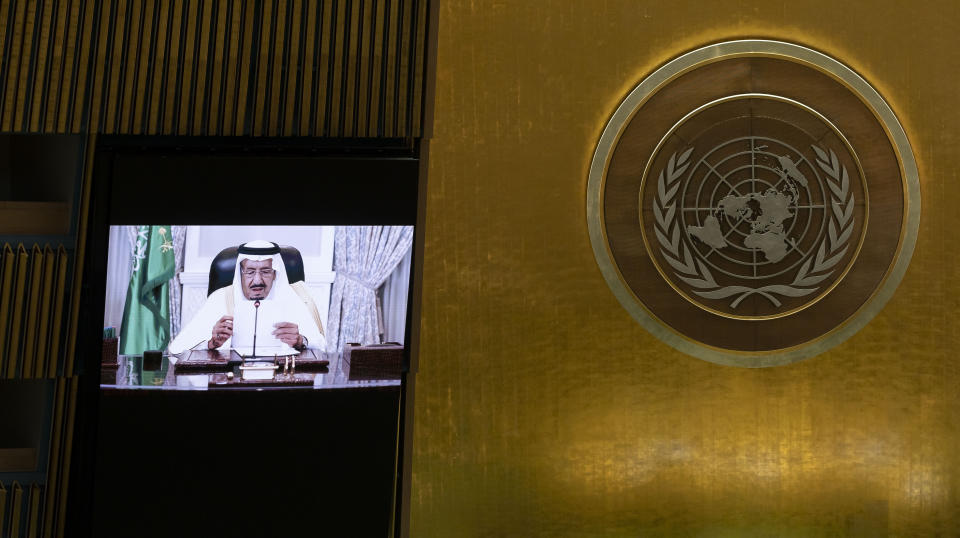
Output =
[{"x1": 207, "y1": 245, "x2": 323, "y2": 336}]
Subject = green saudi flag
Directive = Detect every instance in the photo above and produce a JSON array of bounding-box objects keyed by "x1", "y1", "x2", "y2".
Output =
[{"x1": 119, "y1": 225, "x2": 176, "y2": 355}]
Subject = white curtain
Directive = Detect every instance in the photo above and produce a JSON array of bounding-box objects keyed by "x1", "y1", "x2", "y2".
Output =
[
  {"x1": 326, "y1": 226, "x2": 414, "y2": 352},
  {"x1": 381, "y1": 248, "x2": 411, "y2": 343},
  {"x1": 103, "y1": 226, "x2": 136, "y2": 331},
  {"x1": 168, "y1": 225, "x2": 187, "y2": 337}
]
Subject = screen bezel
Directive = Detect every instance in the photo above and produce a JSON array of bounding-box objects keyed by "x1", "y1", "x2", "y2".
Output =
[{"x1": 72, "y1": 135, "x2": 423, "y2": 536}]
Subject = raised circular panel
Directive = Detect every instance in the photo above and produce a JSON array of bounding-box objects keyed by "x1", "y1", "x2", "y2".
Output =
[{"x1": 587, "y1": 40, "x2": 920, "y2": 367}]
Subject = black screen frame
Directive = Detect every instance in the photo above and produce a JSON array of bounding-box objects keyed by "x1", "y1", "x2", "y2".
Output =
[{"x1": 70, "y1": 135, "x2": 423, "y2": 537}]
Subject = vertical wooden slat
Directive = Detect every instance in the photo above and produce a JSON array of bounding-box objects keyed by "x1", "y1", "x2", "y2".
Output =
[
  {"x1": 101, "y1": 0, "x2": 125, "y2": 132},
  {"x1": 380, "y1": 0, "x2": 394, "y2": 136},
  {"x1": 338, "y1": 0, "x2": 356, "y2": 137},
  {"x1": 39, "y1": 0, "x2": 64, "y2": 132},
  {"x1": 12, "y1": 0, "x2": 40, "y2": 132},
  {"x1": 250, "y1": 0, "x2": 270, "y2": 135},
  {"x1": 62, "y1": 0, "x2": 87, "y2": 131},
  {"x1": 214, "y1": 0, "x2": 233, "y2": 134},
  {"x1": 21, "y1": 244, "x2": 44, "y2": 379},
  {"x1": 122, "y1": 0, "x2": 146, "y2": 133},
  {"x1": 27, "y1": 0, "x2": 53, "y2": 132},
  {"x1": 8, "y1": 482, "x2": 23, "y2": 538},
  {"x1": 331, "y1": 0, "x2": 349, "y2": 136},
  {"x1": 350, "y1": 0, "x2": 364, "y2": 136},
  {"x1": 415, "y1": 0, "x2": 429, "y2": 135},
  {"x1": 53, "y1": 0, "x2": 77, "y2": 132},
  {"x1": 272, "y1": 0, "x2": 288, "y2": 136},
  {"x1": 230, "y1": 0, "x2": 251, "y2": 135},
  {"x1": 33, "y1": 245, "x2": 55, "y2": 378},
  {"x1": 138, "y1": 0, "x2": 161, "y2": 133},
  {"x1": 242, "y1": 0, "x2": 263, "y2": 135},
  {"x1": 122, "y1": 0, "x2": 144, "y2": 133},
  {"x1": 261, "y1": 0, "x2": 281, "y2": 135},
  {"x1": 41, "y1": 378, "x2": 65, "y2": 538},
  {"x1": 46, "y1": 246, "x2": 67, "y2": 378},
  {"x1": 277, "y1": 0, "x2": 295, "y2": 135},
  {"x1": 82, "y1": 0, "x2": 110, "y2": 133},
  {"x1": 253, "y1": 0, "x2": 268, "y2": 135},
  {"x1": 367, "y1": 0, "x2": 383, "y2": 136},
  {"x1": 201, "y1": 0, "x2": 221, "y2": 134},
  {"x1": 306, "y1": 0, "x2": 323, "y2": 135},
  {"x1": 187, "y1": 0, "x2": 208, "y2": 135},
  {"x1": 289, "y1": 0, "x2": 307, "y2": 135},
  {"x1": 155, "y1": 0, "x2": 176, "y2": 133},
  {"x1": 25, "y1": 483, "x2": 40, "y2": 538},
  {"x1": 2, "y1": 0, "x2": 28, "y2": 131},
  {"x1": 14, "y1": 0, "x2": 35, "y2": 131},
  {"x1": 355, "y1": 0, "x2": 372, "y2": 136},
  {"x1": 377, "y1": 0, "x2": 392, "y2": 136},
  {"x1": 400, "y1": 0, "x2": 411, "y2": 135},
  {"x1": 407, "y1": 0, "x2": 420, "y2": 135},
  {"x1": 53, "y1": 377, "x2": 78, "y2": 537},
  {"x1": 180, "y1": 0, "x2": 196, "y2": 133},
  {"x1": 151, "y1": 0, "x2": 170, "y2": 132},
  {"x1": 391, "y1": 0, "x2": 405, "y2": 136},
  {"x1": 240, "y1": 0, "x2": 259, "y2": 134},
  {"x1": 171, "y1": 0, "x2": 190, "y2": 134},
  {"x1": 128, "y1": 0, "x2": 154, "y2": 133},
  {"x1": 322, "y1": 0, "x2": 339, "y2": 136},
  {"x1": 0, "y1": 482, "x2": 6, "y2": 537},
  {"x1": 0, "y1": 244, "x2": 14, "y2": 376},
  {"x1": 6, "y1": 245, "x2": 29, "y2": 378},
  {"x1": 0, "y1": 0, "x2": 15, "y2": 129}
]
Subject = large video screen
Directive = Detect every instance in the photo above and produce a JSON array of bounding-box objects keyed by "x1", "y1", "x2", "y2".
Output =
[{"x1": 100, "y1": 224, "x2": 413, "y2": 389}]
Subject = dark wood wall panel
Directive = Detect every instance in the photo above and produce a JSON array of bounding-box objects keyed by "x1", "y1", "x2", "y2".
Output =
[
  {"x1": 0, "y1": 243, "x2": 70, "y2": 380},
  {"x1": 0, "y1": 5, "x2": 432, "y2": 536},
  {"x1": 0, "y1": 0, "x2": 428, "y2": 137},
  {"x1": 0, "y1": 377, "x2": 77, "y2": 538}
]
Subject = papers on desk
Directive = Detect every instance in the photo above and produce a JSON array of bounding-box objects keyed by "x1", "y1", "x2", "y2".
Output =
[{"x1": 232, "y1": 345, "x2": 300, "y2": 358}]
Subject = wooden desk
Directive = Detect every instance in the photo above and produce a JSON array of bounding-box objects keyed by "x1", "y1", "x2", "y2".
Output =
[{"x1": 101, "y1": 348, "x2": 400, "y2": 391}]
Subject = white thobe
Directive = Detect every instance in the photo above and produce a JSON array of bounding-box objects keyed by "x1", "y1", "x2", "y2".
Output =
[{"x1": 167, "y1": 286, "x2": 324, "y2": 355}]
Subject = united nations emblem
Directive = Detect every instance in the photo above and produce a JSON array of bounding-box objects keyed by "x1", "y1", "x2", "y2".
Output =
[{"x1": 587, "y1": 41, "x2": 919, "y2": 366}]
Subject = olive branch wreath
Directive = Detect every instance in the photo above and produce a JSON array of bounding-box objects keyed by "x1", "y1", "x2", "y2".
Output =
[{"x1": 652, "y1": 145, "x2": 854, "y2": 309}]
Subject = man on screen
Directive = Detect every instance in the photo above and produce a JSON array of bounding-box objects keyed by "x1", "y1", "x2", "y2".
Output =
[{"x1": 168, "y1": 240, "x2": 324, "y2": 355}]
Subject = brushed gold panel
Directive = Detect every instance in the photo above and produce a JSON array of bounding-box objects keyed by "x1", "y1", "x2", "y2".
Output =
[{"x1": 411, "y1": 1, "x2": 959, "y2": 536}]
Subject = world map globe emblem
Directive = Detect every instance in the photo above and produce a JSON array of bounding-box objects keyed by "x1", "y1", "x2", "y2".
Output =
[
  {"x1": 643, "y1": 95, "x2": 868, "y2": 319},
  {"x1": 682, "y1": 137, "x2": 830, "y2": 281}
]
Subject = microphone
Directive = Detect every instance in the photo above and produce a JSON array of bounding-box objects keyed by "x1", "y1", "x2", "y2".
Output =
[{"x1": 252, "y1": 300, "x2": 261, "y2": 359}]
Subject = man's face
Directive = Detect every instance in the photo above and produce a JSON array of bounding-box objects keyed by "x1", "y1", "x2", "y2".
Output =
[{"x1": 239, "y1": 258, "x2": 276, "y2": 300}]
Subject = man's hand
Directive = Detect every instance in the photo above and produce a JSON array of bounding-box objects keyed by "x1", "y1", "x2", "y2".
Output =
[
  {"x1": 208, "y1": 316, "x2": 233, "y2": 349},
  {"x1": 272, "y1": 322, "x2": 304, "y2": 349}
]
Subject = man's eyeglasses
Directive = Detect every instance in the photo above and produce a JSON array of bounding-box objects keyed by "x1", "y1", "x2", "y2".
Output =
[{"x1": 241, "y1": 269, "x2": 275, "y2": 279}]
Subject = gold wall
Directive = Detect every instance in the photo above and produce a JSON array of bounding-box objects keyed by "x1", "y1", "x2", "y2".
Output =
[{"x1": 411, "y1": 1, "x2": 959, "y2": 535}]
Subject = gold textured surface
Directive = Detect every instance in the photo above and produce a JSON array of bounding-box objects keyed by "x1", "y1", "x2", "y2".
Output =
[{"x1": 411, "y1": 1, "x2": 958, "y2": 536}]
